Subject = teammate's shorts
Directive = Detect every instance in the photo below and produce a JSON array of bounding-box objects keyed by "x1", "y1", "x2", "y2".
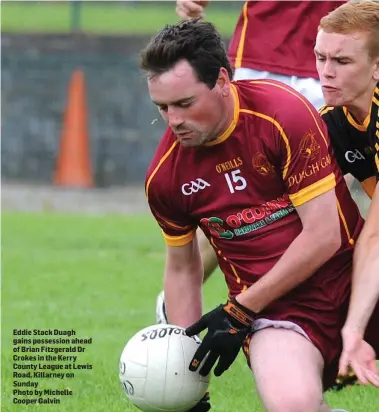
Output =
[{"x1": 242, "y1": 262, "x2": 379, "y2": 391}]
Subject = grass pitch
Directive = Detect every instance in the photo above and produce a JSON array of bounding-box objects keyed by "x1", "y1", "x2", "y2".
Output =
[
  {"x1": 2, "y1": 212, "x2": 379, "y2": 411},
  {"x1": 1, "y1": 2, "x2": 239, "y2": 35}
]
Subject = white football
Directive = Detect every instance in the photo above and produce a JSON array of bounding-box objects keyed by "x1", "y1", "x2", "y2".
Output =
[{"x1": 119, "y1": 324, "x2": 210, "y2": 412}]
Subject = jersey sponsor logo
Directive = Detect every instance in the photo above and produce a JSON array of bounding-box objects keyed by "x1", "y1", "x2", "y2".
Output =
[
  {"x1": 344, "y1": 149, "x2": 366, "y2": 163},
  {"x1": 252, "y1": 152, "x2": 276, "y2": 176},
  {"x1": 288, "y1": 155, "x2": 332, "y2": 187},
  {"x1": 181, "y1": 178, "x2": 211, "y2": 196},
  {"x1": 200, "y1": 217, "x2": 233, "y2": 239},
  {"x1": 215, "y1": 157, "x2": 243, "y2": 173},
  {"x1": 299, "y1": 130, "x2": 321, "y2": 159},
  {"x1": 200, "y1": 194, "x2": 295, "y2": 239}
]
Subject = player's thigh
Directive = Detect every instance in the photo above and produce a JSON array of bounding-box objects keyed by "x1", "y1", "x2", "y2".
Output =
[
  {"x1": 249, "y1": 327, "x2": 324, "y2": 412},
  {"x1": 196, "y1": 228, "x2": 218, "y2": 280}
]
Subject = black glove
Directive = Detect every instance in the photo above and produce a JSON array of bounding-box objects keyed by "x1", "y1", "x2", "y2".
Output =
[
  {"x1": 185, "y1": 298, "x2": 255, "y2": 377},
  {"x1": 188, "y1": 392, "x2": 211, "y2": 412}
]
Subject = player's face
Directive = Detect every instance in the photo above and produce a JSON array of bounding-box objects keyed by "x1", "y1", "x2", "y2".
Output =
[
  {"x1": 148, "y1": 60, "x2": 230, "y2": 147},
  {"x1": 315, "y1": 30, "x2": 379, "y2": 108}
]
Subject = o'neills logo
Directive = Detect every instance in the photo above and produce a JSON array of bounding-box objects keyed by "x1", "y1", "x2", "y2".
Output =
[
  {"x1": 215, "y1": 157, "x2": 243, "y2": 173},
  {"x1": 300, "y1": 130, "x2": 320, "y2": 159},
  {"x1": 288, "y1": 155, "x2": 331, "y2": 187},
  {"x1": 252, "y1": 152, "x2": 276, "y2": 176}
]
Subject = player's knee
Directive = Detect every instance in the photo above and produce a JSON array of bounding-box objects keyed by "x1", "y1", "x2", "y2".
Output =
[{"x1": 261, "y1": 388, "x2": 322, "y2": 412}]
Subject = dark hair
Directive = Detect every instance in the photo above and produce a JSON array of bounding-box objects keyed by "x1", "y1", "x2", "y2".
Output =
[{"x1": 140, "y1": 18, "x2": 233, "y2": 89}]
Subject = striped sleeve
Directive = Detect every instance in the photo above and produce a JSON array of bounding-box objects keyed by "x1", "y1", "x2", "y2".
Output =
[
  {"x1": 273, "y1": 85, "x2": 336, "y2": 206},
  {"x1": 145, "y1": 137, "x2": 196, "y2": 247}
]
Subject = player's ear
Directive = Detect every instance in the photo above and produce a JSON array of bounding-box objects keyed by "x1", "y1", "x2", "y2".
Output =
[
  {"x1": 216, "y1": 67, "x2": 230, "y2": 97},
  {"x1": 373, "y1": 57, "x2": 379, "y2": 82}
]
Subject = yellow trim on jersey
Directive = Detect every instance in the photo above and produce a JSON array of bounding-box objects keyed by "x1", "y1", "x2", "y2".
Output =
[
  {"x1": 162, "y1": 229, "x2": 196, "y2": 246},
  {"x1": 240, "y1": 108, "x2": 291, "y2": 179},
  {"x1": 249, "y1": 80, "x2": 329, "y2": 148},
  {"x1": 374, "y1": 96, "x2": 379, "y2": 107},
  {"x1": 145, "y1": 140, "x2": 179, "y2": 199},
  {"x1": 210, "y1": 238, "x2": 242, "y2": 284},
  {"x1": 229, "y1": 262, "x2": 241, "y2": 284},
  {"x1": 343, "y1": 107, "x2": 371, "y2": 131},
  {"x1": 210, "y1": 238, "x2": 223, "y2": 256},
  {"x1": 221, "y1": 256, "x2": 242, "y2": 284},
  {"x1": 161, "y1": 218, "x2": 193, "y2": 231},
  {"x1": 360, "y1": 176, "x2": 377, "y2": 199},
  {"x1": 336, "y1": 199, "x2": 354, "y2": 245},
  {"x1": 376, "y1": 154, "x2": 379, "y2": 173},
  {"x1": 289, "y1": 173, "x2": 336, "y2": 207},
  {"x1": 319, "y1": 106, "x2": 334, "y2": 116},
  {"x1": 204, "y1": 84, "x2": 240, "y2": 146},
  {"x1": 234, "y1": 2, "x2": 248, "y2": 69}
]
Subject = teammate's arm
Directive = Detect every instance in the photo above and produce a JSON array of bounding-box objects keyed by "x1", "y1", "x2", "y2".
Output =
[
  {"x1": 236, "y1": 187, "x2": 341, "y2": 312},
  {"x1": 164, "y1": 236, "x2": 204, "y2": 327},
  {"x1": 344, "y1": 182, "x2": 379, "y2": 334},
  {"x1": 339, "y1": 183, "x2": 379, "y2": 386}
]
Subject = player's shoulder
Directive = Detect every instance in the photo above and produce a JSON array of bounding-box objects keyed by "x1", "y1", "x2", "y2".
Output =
[
  {"x1": 233, "y1": 79, "x2": 316, "y2": 118},
  {"x1": 319, "y1": 105, "x2": 342, "y2": 119},
  {"x1": 319, "y1": 105, "x2": 347, "y2": 132},
  {"x1": 145, "y1": 127, "x2": 179, "y2": 196}
]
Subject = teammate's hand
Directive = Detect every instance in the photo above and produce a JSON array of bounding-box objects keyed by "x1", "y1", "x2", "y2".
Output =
[
  {"x1": 185, "y1": 299, "x2": 255, "y2": 377},
  {"x1": 188, "y1": 392, "x2": 211, "y2": 412},
  {"x1": 176, "y1": 0, "x2": 209, "y2": 19},
  {"x1": 338, "y1": 328, "x2": 379, "y2": 387}
]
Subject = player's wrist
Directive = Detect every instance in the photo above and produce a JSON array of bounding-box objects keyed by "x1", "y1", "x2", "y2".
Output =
[
  {"x1": 341, "y1": 323, "x2": 365, "y2": 339},
  {"x1": 223, "y1": 298, "x2": 256, "y2": 327}
]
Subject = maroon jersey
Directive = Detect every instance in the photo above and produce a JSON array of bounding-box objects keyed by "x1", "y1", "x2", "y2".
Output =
[
  {"x1": 228, "y1": 1, "x2": 344, "y2": 78},
  {"x1": 146, "y1": 80, "x2": 363, "y2": 298}
]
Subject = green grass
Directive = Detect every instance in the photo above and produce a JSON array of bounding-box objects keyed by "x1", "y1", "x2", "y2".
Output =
[
  {"x1": 1, "y1": 2, "x2": 239, "y2": 35},
  {"x1": 2, "y1": 212, "x2": 379, "y2": 411}
]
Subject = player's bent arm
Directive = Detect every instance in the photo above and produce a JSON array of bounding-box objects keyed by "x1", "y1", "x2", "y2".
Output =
[
  {"x1": 236, "y1": 189, "x2": 341, "y2": 312},
  {"x1": 164, "y1": 234, "x2": 204, "y2": 328},
  {"x1": 343, "y1": 183, "x2": 379, "y2": 335}
]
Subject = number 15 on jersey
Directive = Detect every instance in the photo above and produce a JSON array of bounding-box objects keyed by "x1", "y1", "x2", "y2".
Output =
[{"x1": 224, "y1": 169, "x2": 247, "y2": 193}]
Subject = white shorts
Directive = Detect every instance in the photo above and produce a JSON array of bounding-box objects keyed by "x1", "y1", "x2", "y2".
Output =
[
  {"x1": 233, "y1": 67, "x2": 324, "y2": 110},
  {"x1": 251, "y1": 318, "x2": 311, "y2": 342}
]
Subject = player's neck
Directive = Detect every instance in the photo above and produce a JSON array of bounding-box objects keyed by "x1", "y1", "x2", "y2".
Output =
[
  {"x1": 345, "y1": 86, "x2": 375, "y2": 125},
  {"x1": 215, "y1": 90, "x2": 236, "y2": 138}
]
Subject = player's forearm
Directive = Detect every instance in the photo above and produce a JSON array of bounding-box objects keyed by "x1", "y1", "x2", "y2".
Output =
[
  {"x1": 344, "y1": 190, "x2": 379, "y2": 334},
  {"x1": 164, "y1": 264, "x2": 203, "y2": 328},
  {"x1": 236, "y1": 229, "x2": 341, "y2": 312},
  {"x1": 344, "y1": 243, "x2": 379, "y2": 335}
]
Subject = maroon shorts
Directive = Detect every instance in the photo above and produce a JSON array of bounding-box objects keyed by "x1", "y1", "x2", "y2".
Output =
[{"x1": 242, "y1": 261, "x2": 379, "y2": 391}]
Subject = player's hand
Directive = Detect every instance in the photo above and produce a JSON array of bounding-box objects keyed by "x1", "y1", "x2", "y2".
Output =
[
  {"x1": 176, "y1": 0, "x2": 209, "y2": 19},
  {"x1": 188, "y1": 392, "x2": 211, "y2": 412},
  {"x1": 338, "y1": 328, "x2": 379, "y2": 387},
  {"x1": 185, "y1": 299, "x2": 255, "y2": 377}
]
